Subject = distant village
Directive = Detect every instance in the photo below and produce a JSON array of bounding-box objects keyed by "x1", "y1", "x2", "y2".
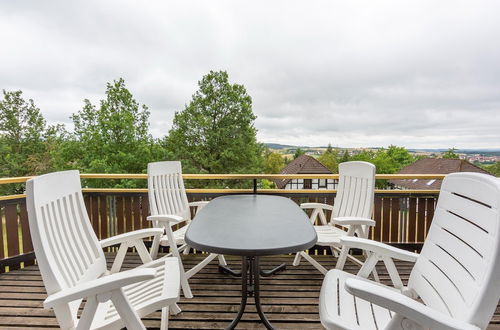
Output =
[
  {"x1": 266, "y1": 144, "x2": 500, "y2": 165},
  {"x1": 266, "y1": 144, "x2": 499, "y2": 191}
]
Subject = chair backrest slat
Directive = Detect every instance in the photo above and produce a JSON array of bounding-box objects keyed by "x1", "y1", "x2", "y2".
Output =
[
  {"x1": 27, "y1": 170, "x2": 106, "y2": 329},
  {"x1": 148, "y1": 161, "x2": 191, "y2": 220},
  {"x1": 332, "y1": 161, "x2": 376, "y2": 220},
  {"x1": 408, "y1": 173, "x2": 500, "y2": 329}
]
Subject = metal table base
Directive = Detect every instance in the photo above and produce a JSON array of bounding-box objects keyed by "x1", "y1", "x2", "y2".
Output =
[{"x1": 219, "y1": 257, "x2": 286, "y2": 330}]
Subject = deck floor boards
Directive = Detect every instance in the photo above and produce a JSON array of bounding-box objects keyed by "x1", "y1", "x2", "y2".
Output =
[{"x1": 0, "y1": 253, "x2": 498, "y2": 329}]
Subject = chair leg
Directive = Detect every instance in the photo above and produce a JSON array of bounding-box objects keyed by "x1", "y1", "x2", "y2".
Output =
[
  {"x1": 179, "y1": 262, "x2": 193, "y2": 298},
  {"x1": 111, "y1": 289, "x2": 146, "y2": 330},
  {"x1": 182, "y1": 245, "x2": 190, "y2": 255},
  {"x1": 170, "y1": 303, "x2": 182, "y2": 315},
  {"x1": 76, "y1": 295, "x2": 99, "y2": 330},
  {"x1": 299, "y1": 251, "x2": 327, "y2": 275},
  {"x1": 150, "y1": 234, "x2": 161, "y2": 260},
  {"x1": 160, "y1": 306, "x2": 169, "y2": 330},
  {"x1": 330, "y1": 245, "x2": 339, "y2": 257},
  {"x1": 335, "y1": 245, "x2": 349, "y2": 270},
  {"x1": 164, "y1": 227, "x2": 193, "y2": 298},
  {"x1": 218, "y1": 254, "x2": 227, "y2": 266},
  {"x1": 185, "y1": 253, "x2": 218, "y2": 279},
  {"x1": 293, "y1": 252, "x2": 302, "y2": 266}
]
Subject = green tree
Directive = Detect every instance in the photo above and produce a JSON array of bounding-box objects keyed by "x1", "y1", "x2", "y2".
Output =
[
  {"x1": 264, "y1": 150, "x2": 285, "y2": 174},
  {"x1": 442, "y1": 148, "x2": 459, "y2": 159},
  {"x1": 0, "y1": 90, "x2": 65, "y2": 193},
  {"x1": 166, "y1": 70, "x2": 263, "y2": 177},
  {"x1": 484, "y1": 162, "x2": 500, "y2": 177},
  {"x1": 293, "y1": 148, "x2": 305, "y2": 159},
  {"x1": 63, "y1": 79, "x2": 167, "y2": 187},
  {"x1": 348, "y1": 146, "x2": 417, "y2": 188},
  {"x1": 317, "y1": 144, "x2": 339, "y2": 173},
  {"x1": 340, "y1": 150, "x2": 350, "y2": 163}
]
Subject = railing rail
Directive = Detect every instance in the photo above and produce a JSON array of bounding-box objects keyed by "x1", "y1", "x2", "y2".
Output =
[{"x1": 0, "y1": 173, "x2": 442, "y2": 272}]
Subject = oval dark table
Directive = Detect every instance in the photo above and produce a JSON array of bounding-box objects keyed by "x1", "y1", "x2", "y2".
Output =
[{"x1": 185, "y1": 195, "x2": 317, "y2": 330}]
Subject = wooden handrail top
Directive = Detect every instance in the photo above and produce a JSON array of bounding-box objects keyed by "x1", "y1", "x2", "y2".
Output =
[
  {"x1": 0, "y1": 188, "x2": 440, "y2": 201},
  {"x1": 0, "y1": 173, "x2": 447, "y2": 185}
]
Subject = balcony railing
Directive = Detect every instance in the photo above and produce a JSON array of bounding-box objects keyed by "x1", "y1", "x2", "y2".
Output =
[{"x1": 0, "y1": 173, "x2": 445, "y2": 272}]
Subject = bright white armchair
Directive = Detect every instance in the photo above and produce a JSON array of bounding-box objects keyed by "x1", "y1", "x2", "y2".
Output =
[
  {"x1": 319, "y1": 173, "x2": 500, "y2": 330},
  {"x1": 26, "y1": 170, "x2": 181, "y2": 330},
  {"x1": 148, "y1": 161, "x2": 227, "y2": 299},
  {"x1": 294, "y1": 161, "x2": 377, "y2": 275}
]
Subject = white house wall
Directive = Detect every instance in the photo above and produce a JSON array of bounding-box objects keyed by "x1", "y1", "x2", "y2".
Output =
[{"x1": 285, "y1": 179, "x2": 338, "y2": 190}]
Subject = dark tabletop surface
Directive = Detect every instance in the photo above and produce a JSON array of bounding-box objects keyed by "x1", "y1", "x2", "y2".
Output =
[{"x1": 184, "y1": 195, "x2": 317, "y2": 256}]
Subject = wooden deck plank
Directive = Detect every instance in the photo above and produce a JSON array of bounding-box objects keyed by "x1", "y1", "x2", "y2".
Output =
[{"x1": 0, "y1": 253, "x2": 498, "y2": 329}]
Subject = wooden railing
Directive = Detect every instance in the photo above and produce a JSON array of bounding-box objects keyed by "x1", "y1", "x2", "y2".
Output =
[{"x1": 0, "y1": 173, "x2": 444, "y2": 272}]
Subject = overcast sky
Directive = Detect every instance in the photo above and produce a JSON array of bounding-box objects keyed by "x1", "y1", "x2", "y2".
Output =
[{"x1": 1, "y1": 1, "x2": 499, "y2": 149}]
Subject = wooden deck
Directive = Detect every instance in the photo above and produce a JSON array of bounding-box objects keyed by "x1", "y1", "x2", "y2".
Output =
[{"x1": 0, "y1": 254, "x2": 499, "y2": 329}]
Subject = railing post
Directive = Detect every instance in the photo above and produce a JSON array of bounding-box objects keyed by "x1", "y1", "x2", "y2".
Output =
[{"x1": 253, "y1": 179, "x2": 257, "y2": 194}]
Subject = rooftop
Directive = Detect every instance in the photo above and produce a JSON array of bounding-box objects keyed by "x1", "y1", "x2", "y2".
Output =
[
  {"x1": 389, "y1": 158, "x2": 491, "y2": 190},
  {"x1": 274, "y1": 155, "x2": 332, "y2": 189}
]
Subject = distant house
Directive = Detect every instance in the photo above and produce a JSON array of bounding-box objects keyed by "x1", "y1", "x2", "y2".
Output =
[
  {"x1": 390, "y1": 158, "x2": 491, "y2": 190},
  {"x1": 274, "y1": 155, "x2": 337, "y2": 189}
]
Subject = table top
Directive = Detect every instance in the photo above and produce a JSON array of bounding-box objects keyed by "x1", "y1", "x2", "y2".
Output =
[{"x1": 185, "y1": 195, "x2": 317, "y2": 256}]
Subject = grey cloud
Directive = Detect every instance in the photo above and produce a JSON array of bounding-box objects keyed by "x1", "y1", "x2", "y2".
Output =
[{"x1": 1, "y1": 0, "x2": 499, "y2": 148}]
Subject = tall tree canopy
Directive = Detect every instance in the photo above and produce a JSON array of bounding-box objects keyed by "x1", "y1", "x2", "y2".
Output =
[
  {"x1": 293, "y1": 148, "x2": 305, "y2": 159},
  {"x1": 0, "y1": 90, "x2": 64, "y2": 183},
  {"x1": 442, "y1": 148, "x2": 460, "y2": 159},
  {"x1": 264, "y1": 150, "x2": 285, "y2": 174},
  {"x1": 318, "y1": 143, "x2": 339, "y2": 173},
  {"x1": 62, "y1": 79, "x2": 167, "y2": 186},
  {"x1": 166, "y1": 70, "x2": 263, "y2": 174}
]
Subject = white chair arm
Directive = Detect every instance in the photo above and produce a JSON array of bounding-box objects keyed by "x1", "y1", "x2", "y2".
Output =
[
  {"x1": 100, "y1": 228, "x2": 164, "y2": 248},
  {"x1": 147, "y1": 214, "x2": 184, "y2": 225},
  {"x1": 332, "y1": 217, "x2": 375, "y2": 226},
  {"x1": 344, "y1": 278, "x2": 480, "y2": 330},
  {"x1": 340, "y1": 237, "x2": 419, "y2": 262},
  {"x1": 44, "y1": 268, "x2": 156, "y2": 309},
  {"x1": 188, "y1": 201, "x2": 209, "y2": 208},
  {"x1": 300, "y1": 202, "x2": 333, "y2": 210}
]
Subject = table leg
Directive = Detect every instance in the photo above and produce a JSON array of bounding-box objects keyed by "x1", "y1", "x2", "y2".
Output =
[
  {"x1": 225, "y1": 256, "x2": 276, "y2": 330},
  {"x1": 253, "y1": 256, "x2": 275, "y2": 330},
  {"x1": 260, "y1": 263, "x2": 286, "y2": 277},
  {"x1": 218, "y1": 264, "x2": 243, "y2": 277},
  {"x1": 225, "y1": 257, "x2": 248, "y2": 330}
]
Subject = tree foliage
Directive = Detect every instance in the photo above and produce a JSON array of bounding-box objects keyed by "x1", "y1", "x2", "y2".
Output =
[
  {"x1": 166, "y1": 70, "x2": 263, "y2": 175},
  {"x1": 264, "y1": 150, "x2": 285, "y2": 174},
  {"x1": 483, "y1": 162, "x2": 500, "y2": 177},
  {"x1": 317, "y1": 144, "x2": 339, "y2": 173},
  {"x1": 61, "y1": 79, "x2": 168, "y2": 187},
  {"x1": 0, "y1": 90, "x2": 65, "y2": 193},
  {"x1": 293, "y1": 148, "x2": 305, "y2": 159},
  {"x1": 442, "y1": 148, "x2": 460, "y2": 159}
]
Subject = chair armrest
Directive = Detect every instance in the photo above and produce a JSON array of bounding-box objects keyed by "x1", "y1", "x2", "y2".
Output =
[
  {"x1": 340, "y1": 237, "x2": 419, "y2": 262},
  {"x1": 188, "y1": 201, "x2": 209, "y2": 208},
  {"x1": 44, "y1": 268, "x2": 156, "y2": 309},
  {"x1": 344, "y1": 278, "x2": 480, "y2": 330},
  {"x1": 100, "y1": 228, "x2": 164, "y2": 248},
  {"x1": 300, "y1": 202, "x2": 333, "y2": 210},
  {"x1": 332, "y1": 217, "x2": 375, "y2": 226},
  {"x1": 147, "y1": 214, "x2": 184, "y2": 225}
]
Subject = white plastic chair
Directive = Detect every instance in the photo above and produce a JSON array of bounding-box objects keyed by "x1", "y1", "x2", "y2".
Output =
[
  {"x1": 148, "y1": 161, "x2": 227, "y2": 298},
  {"x1": 26, "y1": 170, "x2": 180, "y2": 330},
  {"x1": 320, "y1": 172, "x2": 500, "y2": 330},
  {"x1": 293, "y1": 161, "x2": 377, "y2": 274}
]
